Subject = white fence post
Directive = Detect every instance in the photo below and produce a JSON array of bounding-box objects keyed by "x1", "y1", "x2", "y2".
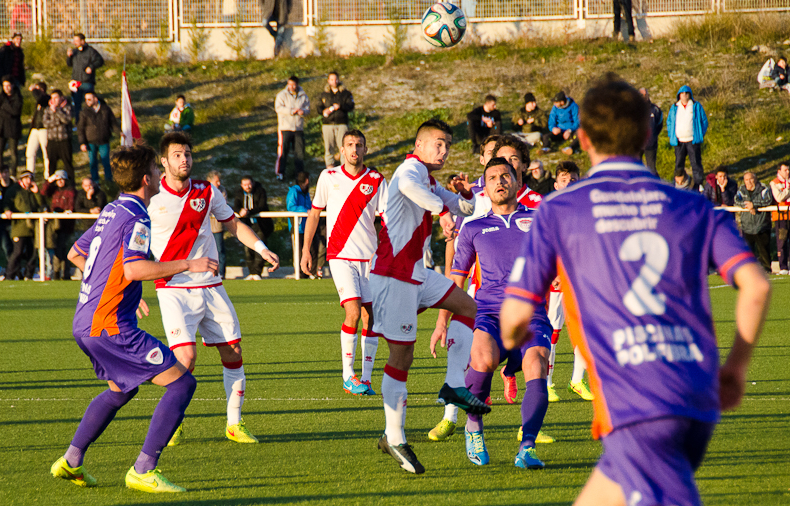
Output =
[
  {"x1": 292, "y1": 217, "x2": 301, "y2": 280},
  {"x1": 38, "y1": 217, "x2": 46, "y2": 282}
]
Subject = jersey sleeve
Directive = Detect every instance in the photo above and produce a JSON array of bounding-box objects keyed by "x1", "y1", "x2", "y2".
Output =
[
  {"x1": 73, "y1": 225, "x2": 97, "y2": 257},
  {"x1": 312, "y1": 171, "x2": 329, "y2": 210},
  {"x1": 709, "y1": 209, "x2": 757, "y2": 286},
  {"x1": 505, "y1": 206, "x2": 557, "y2": 306},
  {"x1": 210, "y1": 184, "x2": 235, "y2": 222},
  {"x1": 451, "y1": 224, "x2": 476, "y2": 277},
  {"x1": 122, "y1": 216, "x2": 151, "y2": 264},
  {"x1": 375, "y1": 175, "x2": 388, "y2": 214}
]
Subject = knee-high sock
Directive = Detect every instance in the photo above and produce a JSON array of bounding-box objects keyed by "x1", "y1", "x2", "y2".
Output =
[
  {"x1": 360, "y1": 329, "x2": 379, "y2": 383},
  {"x1": 571, "y1": 347, "x2": 587, "y2": 383},
  {"x1": 503, "y1": 348, "x2": 522, "y2": 377},
  {"x1": 445, "y1": 316, "x2": 474, "y2": 388},
  {"x1": 520, "y1": 378, "x2": 549, "y2": 450},
  {"x1": 135, "y1": 372, "x2": 196, "y2": 474},
  {"x1": 223, "y1": 360, "x2": 245, "y2": 426},
  {"x1": 443, "y1": 403, "x2": 459, "y2": 423},
  {"x1": 382, "y1": 364, "x2": 408, "y2": 445},
  {"x1": 464, "y1": 368, "x2": 493, "y2": 433},
  {"x1": 340, "y1": 324, "x2": 358, "y2": 380},
  {"x1": 547, "y1": 330, "x2": 560, "y2": 386},
  {"x1": 66, "y1": 387, "x2": 138, "y2": 467}
]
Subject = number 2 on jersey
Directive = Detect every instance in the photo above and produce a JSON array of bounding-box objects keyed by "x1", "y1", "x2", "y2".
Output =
[
  {"x1": 82, "y1": 237, "x2": 102, "y2": 280},
  {"x1": 618, "y1": 231, "x2": 669, "y2": 316}
]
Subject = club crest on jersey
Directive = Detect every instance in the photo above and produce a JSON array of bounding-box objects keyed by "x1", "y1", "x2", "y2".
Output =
[
  {"x1": 516, "y1": 217, "x2": 533, "y2": 232},
  {"x1": 190, "y1": 198, "x2": 206, "y2": 213},
  {"x1": 359, "y1": 184, "x2": 374, "y2": 196},
  {"x1": 146, "y1": 347, "x2": 164, "y2": 365},
  {"x1": 401, "y1": 324, "x2": 414, "y2": 334}
]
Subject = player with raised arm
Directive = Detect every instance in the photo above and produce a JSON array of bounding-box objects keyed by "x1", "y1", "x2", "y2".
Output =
[
  {"x1": 300, "y1": 129, "x2": 387, "y2": 396},
  {"x1": 501, "y1": 77, "x2": 771, "y2": 506},
  {"x1": 51, "y1": 144, "x2": 213, "y2": 493},
  {"x1": 148, "y1": 132, "x2": 280, "y2": 445},
  {"x1": 371, "y1": 119, "x2": 489, "y2": 475},
  {"x1": 446, "y1": 157, "x2": 553, "y2": 469}
]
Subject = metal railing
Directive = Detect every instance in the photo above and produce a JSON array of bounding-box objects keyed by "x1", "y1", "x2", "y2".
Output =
[
  {"x1": 7, "y1": 0, "x2": 790, "y2": 42},
  {"x1": 1, "y1": 206, "x2": 780, "y2": 282}
]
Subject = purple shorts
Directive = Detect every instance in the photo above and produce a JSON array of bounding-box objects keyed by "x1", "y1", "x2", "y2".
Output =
[
  {"x1": 75, "y1": 329, "x2": 178, "y2": 393},
  {"x1": 598, "y1": 416, "x2": 715, "y2": 506},
  {"x1": 474, "y1": 313, "x2": 551, "y2": 365}
]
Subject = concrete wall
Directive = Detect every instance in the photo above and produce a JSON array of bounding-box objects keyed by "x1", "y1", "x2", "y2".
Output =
[{"x1": 127, "y1": 16, "x2": 696, "y2": 62}]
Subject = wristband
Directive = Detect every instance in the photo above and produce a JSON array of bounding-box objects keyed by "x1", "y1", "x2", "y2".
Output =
[{"x1": 254, "y1": 240, "x2": 267, "y2": 255}]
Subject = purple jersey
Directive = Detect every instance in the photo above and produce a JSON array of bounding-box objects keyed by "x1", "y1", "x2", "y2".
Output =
[
  {"x1": 505, "y1": 159, "x2": 756, "y2": 439},
  {"x1": 73, "y1": 195, "x2": 151, "y2": 338},
  {"x1": 453, "y1": 207, "x2": 550, "y2": 327}
]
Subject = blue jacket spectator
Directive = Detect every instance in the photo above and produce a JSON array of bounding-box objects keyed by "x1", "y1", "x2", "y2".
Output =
[
  {"x1": 666, "y1": 85, "x2": 708, "y2": 146},
  {"x1": 286, "y1": 171, "x2": 312, "y2": 233},
  {"x1": 547, "y1": 92, "x2": 579, "y2": 132}
]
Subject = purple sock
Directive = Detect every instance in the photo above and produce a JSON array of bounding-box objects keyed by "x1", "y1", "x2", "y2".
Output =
[
  {"x1": 67, "y1": 387, "x2": 138, "y2": 467},
  {"x1": 135, "y1": 372, "x2": 196, "y2": 474},
  {"x1": 503, "y1": 349, "x2": 521, "y2": 377},
  {"x1": 520, "y1": 378, "x2": 548, "y2": 450},
  {"x1": 464, "y1": 368, "x2": 493, "y2": 433}
]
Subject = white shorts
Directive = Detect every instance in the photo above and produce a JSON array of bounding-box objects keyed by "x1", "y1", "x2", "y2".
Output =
[
  {"x1": 370, "y1": 270, "x2": 454, "y2": 343},
  {"x1": 328, "y1": 259, "x2": 372, "y2": 306},
  {"x1": 157, "y1": 285, "x2": 242, "y2": 349}
]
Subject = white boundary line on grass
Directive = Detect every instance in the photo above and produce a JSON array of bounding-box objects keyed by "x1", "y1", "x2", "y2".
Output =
[{"x1": 1, "y1": 397, "x2": 787, "y2": 402}]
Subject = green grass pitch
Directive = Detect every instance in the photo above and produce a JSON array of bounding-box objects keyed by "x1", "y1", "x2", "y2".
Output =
[{"x1": 0, "y1": 277, "x2": 788, "y2": 505}]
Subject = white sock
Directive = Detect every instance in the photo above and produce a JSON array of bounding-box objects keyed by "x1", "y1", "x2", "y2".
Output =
[
  {"x1": 361, "y1": 330, "x2": 378, "y2": 383},
  {"x1": 547, "y1": 343, "x2": 556, "y2": 386},
  {"x1": 382, "y1": 366, "x2": 408, "y2": 445},
  {"x1": 340, "y1": 324, "x2": 358, "y2": 380},
  {"x1": 444, "y1": 318, "x2": 474, "y2": 388},
  {"x1": 548, "y1": 291, "x2": 565, "y2": 329},
  {"x1": 443, "y1": 403, "x2": 458, "y2": 423},
  {"x1": 572, "y1": 347, "x2": 586, "y2": 383},
  {"x1": 223, "y1": 365, "x2": 246, "y2": 425}
]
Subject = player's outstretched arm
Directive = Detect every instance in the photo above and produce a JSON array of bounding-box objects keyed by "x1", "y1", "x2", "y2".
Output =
[
  {"x1": 123, "y1": 257, "x2": 218, "y2": 281},
  {"x1": 300, "y1": 207, "x2": 322, "y2": 276},
  {"x1": 720, "y1": 262, "x2": 771, "y2": 411},
  {"x1": 500, "y1": 298, "x2": 535, "y2": 351},
  {"x1": 224, "y1": 217, "x2": 280, "y2": 272}
]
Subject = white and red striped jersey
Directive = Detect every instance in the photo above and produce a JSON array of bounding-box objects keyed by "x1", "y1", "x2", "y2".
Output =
[
  {"x1": 148, "y1": 178, "x2": 234, "y2": 289},
  {"x1": 312, "y1": 165, "x2": 388, "y2": 262},
  {"x1": 371, "y1": 155, "x2": 475, "y2": 284}
]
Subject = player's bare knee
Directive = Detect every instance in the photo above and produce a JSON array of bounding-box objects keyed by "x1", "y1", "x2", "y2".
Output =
[
  {"x1": 173, "y1": 346, "x2": 197, "y2": 371},
  {"x1": 343, "y1": 306, "x2": 362, "y2": 328},
  {"x1": 218, "y1": 343, "x2": 243, "y2": 363},
  {"x1": 386, "y1": 341, "x2": 414, "y2": 370}
]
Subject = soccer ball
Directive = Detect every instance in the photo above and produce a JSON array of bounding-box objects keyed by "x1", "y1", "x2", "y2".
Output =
[{"x1": 421, "y1": 2, "x2": 467, "y2": 48}]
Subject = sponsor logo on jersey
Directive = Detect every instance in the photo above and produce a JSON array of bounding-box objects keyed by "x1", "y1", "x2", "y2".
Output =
[
  {"x1": 190, "y1": 198, "x2": 206, "y2": 212},
  {"x1": 194, "y1": 182, "x2": 207, "y2": 190},
  {"x1": 482, "y1": 226, "x2": 500, "y2": 234},
  {"x1": 516, "y1": 217, "x2": 533, "y2": 232},
  {"x1": 129, "y1": 223, "x2": 151, "y2": 252},
  {"x1": 146, "y1": 347, "x2": 164, "y2": 365},
  {"x1": 400, "y1": 324, "x2": 414, "y2": 334},
  {"x1": 360, "y1": 184, "x2": 374, "y2": 195}
]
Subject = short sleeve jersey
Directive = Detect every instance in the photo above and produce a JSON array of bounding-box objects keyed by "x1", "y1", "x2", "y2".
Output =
[
  {"x1": 452, "y1": 207, "x2": 550, "y2": 327},
  {"x1": 505, "y1": 160, "x2": 756, "y2": 439},
  {"x1": 311, "y1": 165, "x2": 387, "y2": 261},
  {"x1": 148, "y1": 179, "x2": 234, "y2": 288},
  {"x1": 73, "y1": 195, "x2": 151, "y2": 337}
]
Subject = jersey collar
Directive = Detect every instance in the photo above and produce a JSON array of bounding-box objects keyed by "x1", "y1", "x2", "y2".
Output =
[
  {"x1": 586, "y1": 156, "x2": 652, "y2": 178},
  {"x1": 117, "y1": 193, "x2": 147, "y2": 214},
  {"x1": 161, "y1": 177, "x2": 191, "y2": 197},
  {"x1": 341, "y1": 164, "x2": 368, "y2": 180},
  {"x1": 406, "y1": 154, "x2": 423, "y2": 163}
]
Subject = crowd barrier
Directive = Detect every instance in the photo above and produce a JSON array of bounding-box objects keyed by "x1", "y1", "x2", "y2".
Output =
[{"x1": 1, "y1": 205, "x2": 785, "y2": 282}]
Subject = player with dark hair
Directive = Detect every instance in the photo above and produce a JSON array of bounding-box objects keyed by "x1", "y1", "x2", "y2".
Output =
[
  {"x1": 371, "y1": 118, "x2": 489, "y2": 474},
  {"x1": 148, "y1": 131, "x2": 280, "y2": 446},
  {"x1": 451, "y1": 157, "x2": 552, "y2": 469},
  {"x1": 52, "y1": 144, "x2": 214, "y2": 493},
  {"x1": 502, "y1": 76, "x2": 770, "y2": 506},
  {"x1": 301, "y1": 128, "x2": 387, "y2": 396}
]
